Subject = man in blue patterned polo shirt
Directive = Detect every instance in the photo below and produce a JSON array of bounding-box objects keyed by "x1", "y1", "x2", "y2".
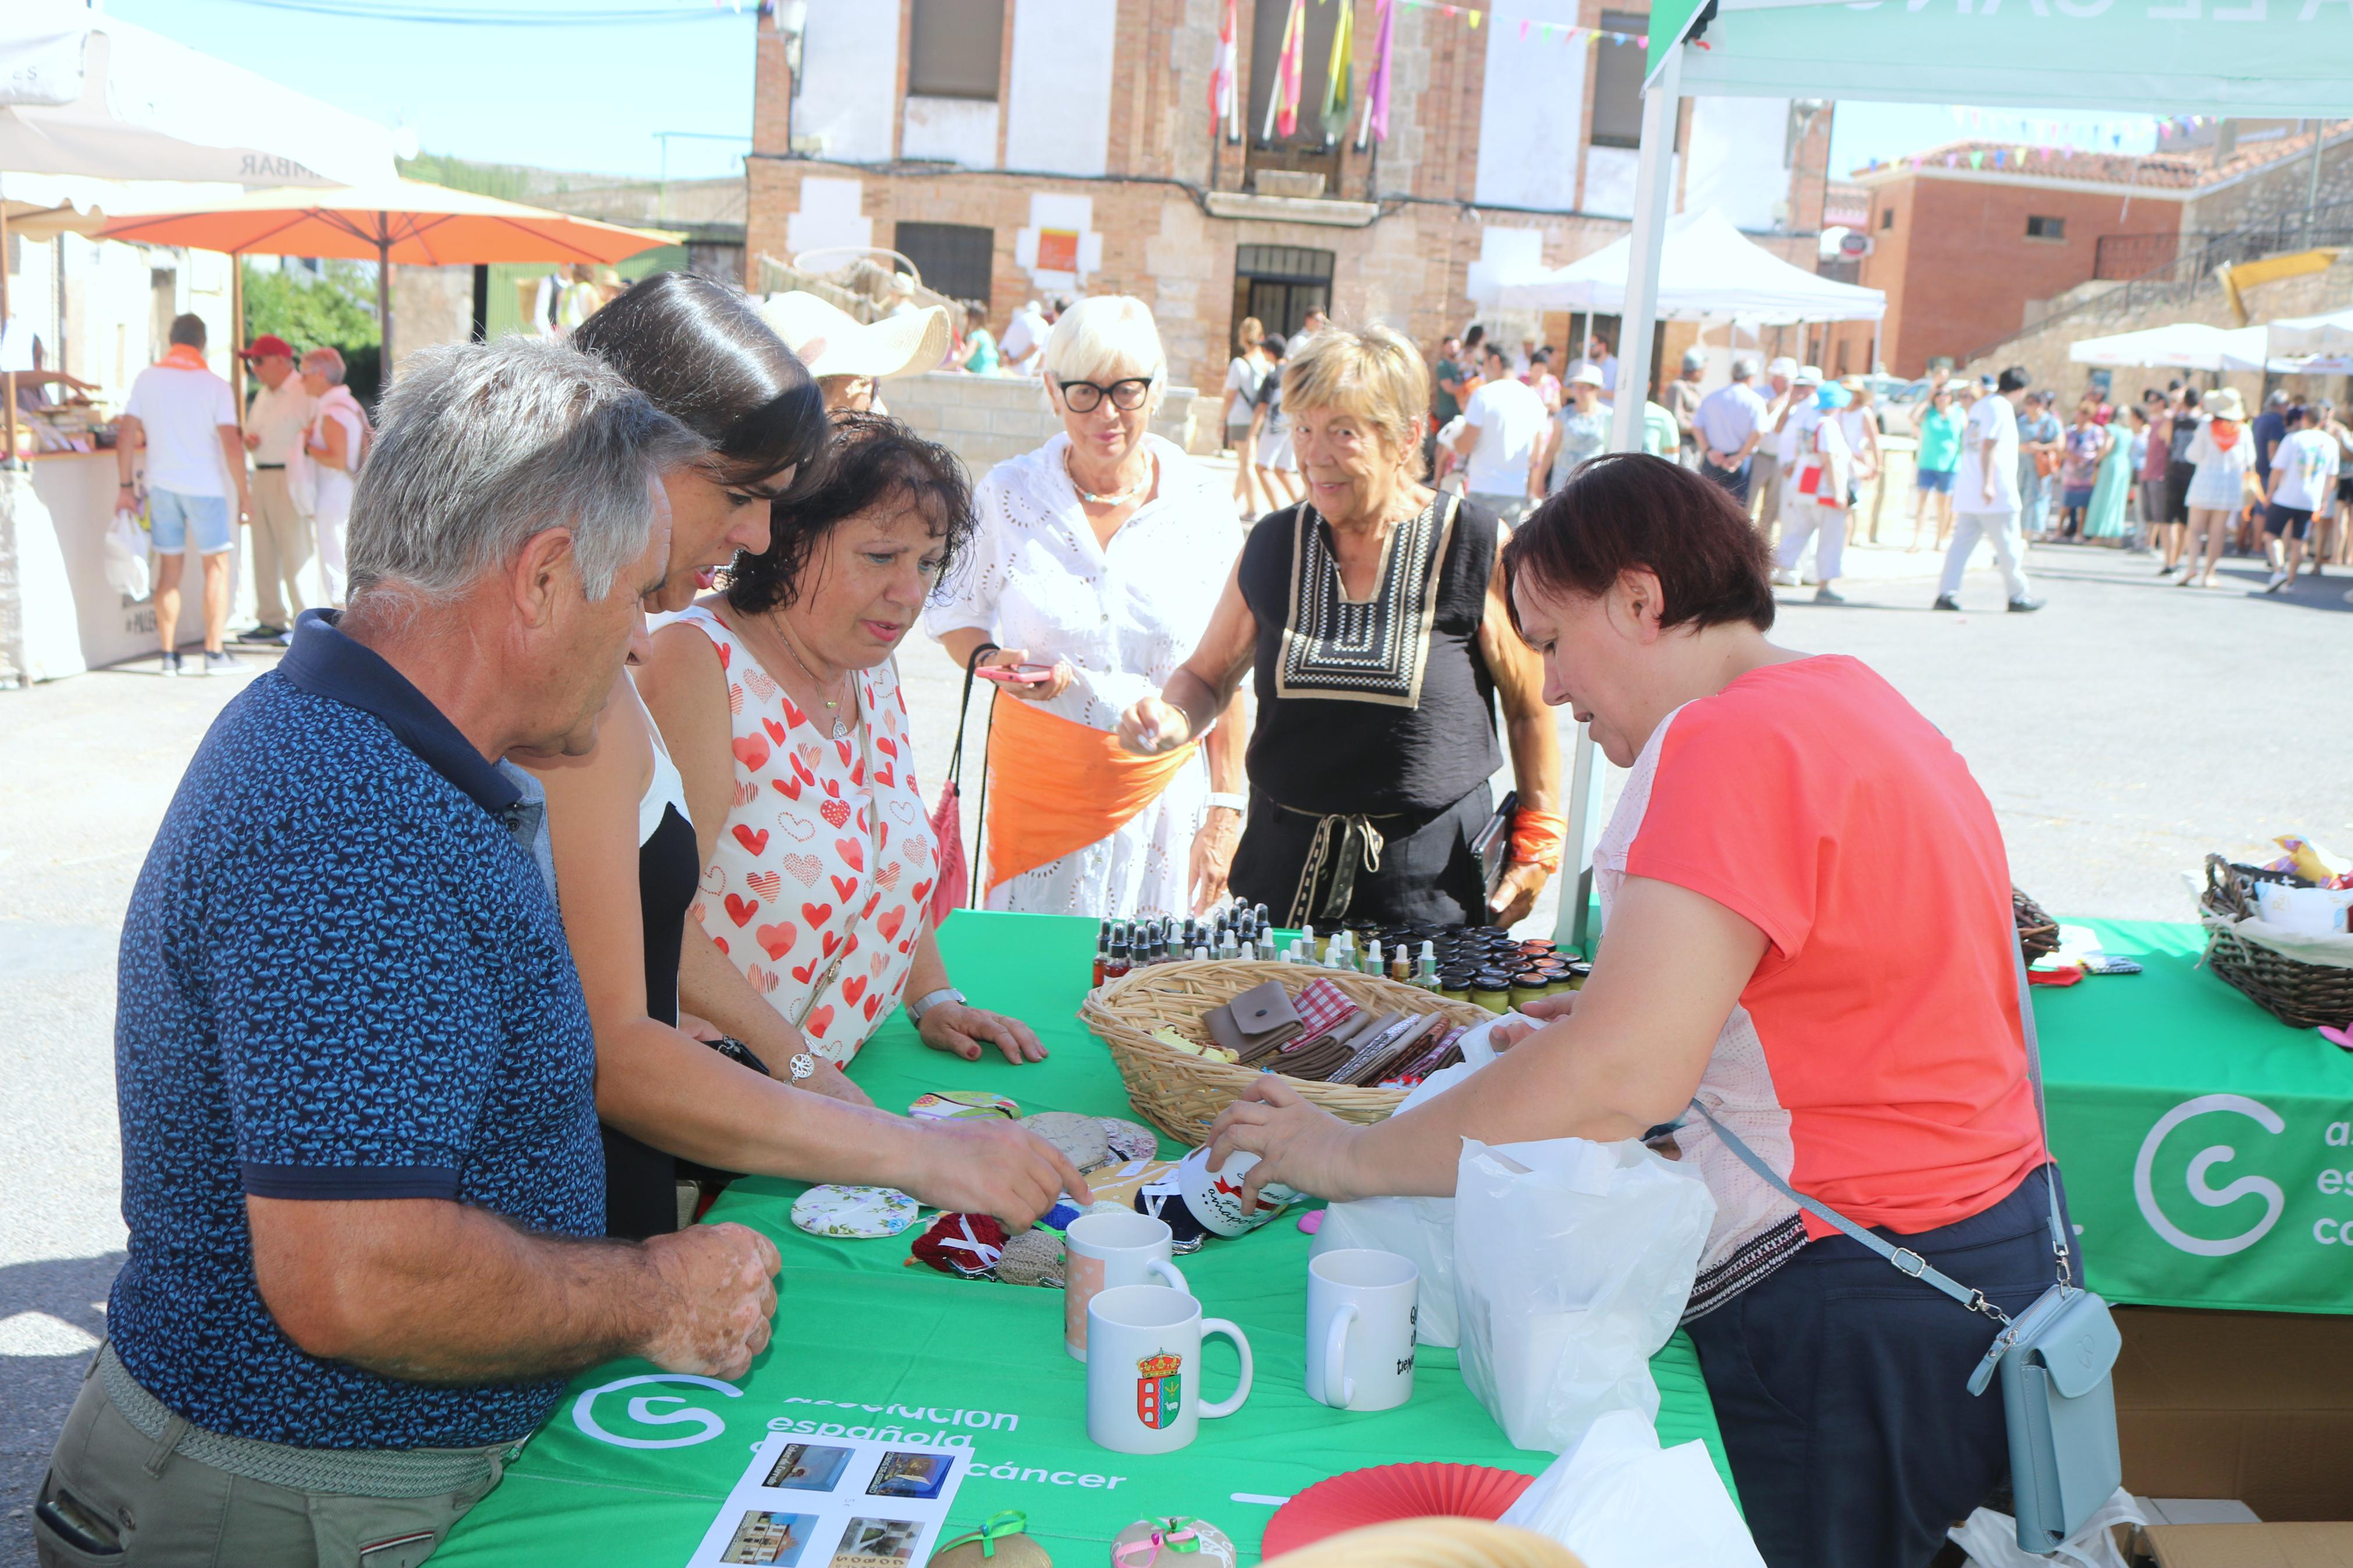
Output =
[{"x1": 34, "y1": 339, "x2": 781, "y2": 1567}]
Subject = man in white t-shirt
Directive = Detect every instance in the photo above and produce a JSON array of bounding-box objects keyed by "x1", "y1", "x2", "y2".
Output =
[
  {"x1": 1935, "y1": 365, "x2": 2042, "y2": 613},
  {"x1": 117, "y1": 314, "x2": 251, "y2": 675},
  {"x1": 1451, "y1": 341, "x2": 1548, "y2": 523},
  {"x1": 233, "y1": 333, "x2": 317, "y2": 645},
  {"x1": 2263, "y1": 403, "x2": 2336, "y2": 591}
]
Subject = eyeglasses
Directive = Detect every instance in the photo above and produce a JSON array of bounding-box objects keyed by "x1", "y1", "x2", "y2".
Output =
[{"x1": 1057, "y1": 377, "x2": 1152, "y2": 413}]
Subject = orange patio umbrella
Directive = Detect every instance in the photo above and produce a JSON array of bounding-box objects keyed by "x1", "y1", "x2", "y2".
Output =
[{"x1": 95, "y1": 177, "x2": 680, "y2": 370}]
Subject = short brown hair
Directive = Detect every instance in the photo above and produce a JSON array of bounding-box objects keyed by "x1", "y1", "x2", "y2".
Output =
[{"x1": 1503, "y1": 453, "x2": 1774, "y2": 634}]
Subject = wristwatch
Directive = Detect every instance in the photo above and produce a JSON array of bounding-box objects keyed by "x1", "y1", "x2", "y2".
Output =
[{"x1": 906, "y1": 987, "x2": 965, "y2": 1029}]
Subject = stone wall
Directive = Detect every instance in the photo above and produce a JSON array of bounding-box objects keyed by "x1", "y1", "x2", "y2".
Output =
[
  {"x1": 2184, "y1": 127, "x2": 2353, "y2": 236},
  {"x1": 1960, "y1": 251, "x2": 2353, "y2": 411},
  {"x1": 882, "y1": 371, "x2": 1219, "y2": 478}
]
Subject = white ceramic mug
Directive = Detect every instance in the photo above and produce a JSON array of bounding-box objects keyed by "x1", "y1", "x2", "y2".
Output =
[
  {"x1": 1176, "y1": 1145, "x2": 1298, "y2": 1239},
  {"x1": 1064, "y1": 1210, "x2": 1190, "y2": 1361},
  {"x1": 1306, "y1": 1248, "x2": 1420, "y2": 1412},
  {"x1": 1085, "y1": 1284, "x2": 1253, "y2": 1455}
]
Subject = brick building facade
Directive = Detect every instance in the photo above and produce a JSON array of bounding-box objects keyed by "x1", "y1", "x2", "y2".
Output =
[
  {"x1": 744, "y1": 0, "x2": 1832, "y2": 399},
  {"x1": 1853, "y1": 120, "x2": 2353, "y2": 377}
]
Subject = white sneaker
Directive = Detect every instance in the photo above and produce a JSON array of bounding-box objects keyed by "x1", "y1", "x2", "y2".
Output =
[
  {"x1": 1770, "y1": 568, "x2": 1801, "y2": 587},
  {"x1": 2263, "y1": 571, "x2": 2291, "y2": 593}
]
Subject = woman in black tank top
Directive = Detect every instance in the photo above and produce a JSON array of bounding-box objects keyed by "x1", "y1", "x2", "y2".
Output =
[{"x1": 1114, "y1": 325, "x2": 1561, "y2": 927}]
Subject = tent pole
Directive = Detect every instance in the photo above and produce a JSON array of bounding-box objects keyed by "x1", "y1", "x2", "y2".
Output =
[
  {"x1": 1, "y1": 195, "x2": 19, "y2": 473},
  {"x1": 1608, "y1": 37, "x2": 1680, "y2": 454},
  {"x1": 377, "y1": 227, "x2": 393, "y2": 385}
]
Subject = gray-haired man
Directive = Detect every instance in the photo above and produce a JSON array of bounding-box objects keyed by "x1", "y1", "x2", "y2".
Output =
[{"x1": 35, "y1": 339, "x2": 778, "y2": 1567}]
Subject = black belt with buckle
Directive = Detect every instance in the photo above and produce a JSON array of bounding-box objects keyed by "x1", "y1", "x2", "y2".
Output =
[{"x1": 253, "y1": 462, "x2": 286, "y2": 470}]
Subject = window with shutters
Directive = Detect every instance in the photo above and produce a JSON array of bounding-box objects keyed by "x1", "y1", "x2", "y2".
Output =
[
  {"x1": 896, "y1": 222, "x2": 996, "y2": 305},
  {"x1": 1589, "y1": 12, "x2": 1648, "y2": 150},
  {"x1": 908, "y1": 0, "x2": 1005, "y2": 99}
]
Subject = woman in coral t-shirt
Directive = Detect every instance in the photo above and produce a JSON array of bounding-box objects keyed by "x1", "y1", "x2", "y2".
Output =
[{"x1": 1206, "y1": 454, "x2": 2063, "y2": 1568}]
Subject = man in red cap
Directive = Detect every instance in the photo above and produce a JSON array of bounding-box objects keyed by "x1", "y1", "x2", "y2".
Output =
[{"x1": 235, "y1": 333, "x2": 316, "y2": 646}]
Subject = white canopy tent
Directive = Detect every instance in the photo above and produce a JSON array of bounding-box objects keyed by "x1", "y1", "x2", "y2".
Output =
[
  {"x1": 2266, "y1": 307, "x2": 2353, "y2": 360},
  {"x1": 1486, "y1": 208, "x2": 1884, "y2": 326},
  {"x1": 2068, "y1": 323, "x2": 2272, "y2": 375}
]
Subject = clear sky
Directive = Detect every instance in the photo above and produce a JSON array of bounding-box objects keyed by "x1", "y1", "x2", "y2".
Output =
[
  {"x1": 110, "y1": 1, "x2": 2166, "y2": 188},
  {"x1": 109, "y1": 0, "x2": 764, "y2": 182}
]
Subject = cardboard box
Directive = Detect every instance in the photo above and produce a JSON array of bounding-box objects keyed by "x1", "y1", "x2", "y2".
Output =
[{"x1": 2143, "y1": 1523, "x2": 2353, "y2": 1566}]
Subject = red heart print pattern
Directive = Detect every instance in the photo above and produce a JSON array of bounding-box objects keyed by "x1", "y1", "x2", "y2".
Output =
[
  {"x1": 727, "y1": 683, "x2": 744, "y2": 717},
  {"x1": 835, "y1": 738, "x2": 854, "y2": 767},
  {"x1": 831, "y1": 874, "x2": 858, "y2": 903},
  {"x1": 792, "y1": 752, "x2": 817, "y2": 785},
  {"x1": 875, "y1": 735, "x2": 896, "y2": 757},
  {"x1": 842, "y1": 975, "x2": 867, "y2": 1006},
  {"x1": 910, "y1": 879, "x2": 934, "y2": 908},
  {"x1": 733, "y1": 824, "x2": 769, "y2": 856},
  {"x1": 801, "y1": 901, "x2": 833, "y2": 930},
  {"x1": 778, "y1": 816, "x2": 815, "y2": 842},
  {"x1": 851, "y1": 759, "x2": 865, "y2": 787},
  {"x1": 796, "y1": 741, "x2": 824, "y2": 773},
  {"x1": 716, "y1": 642, "x2": 731, "y2": 670},
  {"x1": 863, "y1": 993, "x2": 883, "y2": 1021},
  {"x1": 746, "y1": 870, "x2": 782, "y2": 902},
  {"x1": 820, "y1": 798, "x2": 851, "y2": 829},
  {"x1": 876, "y1": 905, "x2": 905, "y2": 941},
  {"x1": 842, "y1": 931, "x2": 858, "y2": 958},
  {"x1": 874, "y1": 862, "x2": 902, "y2": 891},
  {"x1": 733, "y1": 780, "x2": 759, "y2": 808},
  {"x1": 874, "y1": 765, "x2": 895, "y2": 788},
  {"x1": 723, "y1": 893, "x2": 758, "y2": 928},
  {"x1": 868, "y1": 951, "x2": 886, "y2": 977},
  {"x1": 755, "y1": 922, "x2": 795, "y2": 961},
  {"x1": 782, "y1": 852, "x2": 822, "y2": 887},
  {"x1": 714, "y1": 935, "x2": 729, "y2": 955},
  {"x1": 732, "y1": 734, "x2": 770, "y2": 773},
  {"x1": 742, "y1": 666, "x2": 776, "y2": 702},
  {"x1": 770, "y1": 773, "x2": 803, "y2": 801},
  {"x1": 781, "y1": 696, "x2": 806, "y2": 729},
  {"x1": 821, "y1": 930, "x2": 840, "y2": 958},
  {"x1": 746, "y1": 963, "x2": 781, "y2": 994},
  {"x1": 835, "y1": 835, "x2": 865, "y2": 872},
  {"x1": 805, "y1": 1005, "x2": 834, "y2": 1039},
  {"x1": 792, "y1": 956, "x2": 819, "y2": 984},
  {"x1": 860, "y1": 890, "x2": 882, "y2": 919},
  {"x1": 764, "y1": 717, "x2": 789, "y2": 746}
]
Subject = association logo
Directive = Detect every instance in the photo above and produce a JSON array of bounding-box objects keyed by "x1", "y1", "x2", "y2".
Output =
[
  {"x1": 1135, "y1": 1350, "x2": 1183, "y2": 1430},
  {"x1": 572, "y1": 1373, "x2": 742, "y2": 1449},
  {"x1": 2132, "y1": 1093, "x2": 2286, "y2": 1257}
]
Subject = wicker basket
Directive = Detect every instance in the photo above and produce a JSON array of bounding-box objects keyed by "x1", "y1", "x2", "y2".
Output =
[
  {"x1": 1080, "y1": 960, "x2": 1495, "y2": 1146},
  {"x1": 2013, "y1": 887, "x2": 2060, "y2": 965},
  {"x1": 2196, "y1": 855, "x2": 2353, "y2": 1030}
]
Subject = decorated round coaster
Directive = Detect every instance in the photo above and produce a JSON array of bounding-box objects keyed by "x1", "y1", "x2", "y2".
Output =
[
  {"x1": 993, "y1": 1227, "x2": 1066, "y2": 1288},
  {"x1": 934, "y1": 1511, "x2": 1054, "y2": 1568},
  {"x1": 1098, "y1": 1117, "x2": 1160, "y2": 1164},
  {"x1": 909, "y1": 1090, "x2": 1021, "y2": 1122},
  {"x1": 789, "y1": 1184, "x2": 919, "y2": 1240},
  {"x1": 1021, "y1": 1111, "x2": 1112, "y2": 1172},
  {"x1": 1110, "y1": 1517, "x2": 1234, "y2": 1567}
]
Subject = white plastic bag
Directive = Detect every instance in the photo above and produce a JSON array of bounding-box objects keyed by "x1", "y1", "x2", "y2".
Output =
[
  {"x1": 103, "y1": 509, "x2": 151, "y2": 600},
  {"x1": 1498, "y1": 1408, "x2": 1763, "y2": 1568},
  {"x1": 1454, "y1": 1136, "x2": 1715, "y2": 1453},
  {"x1": 1311, "y1": 1062, "x2": 1478, "y2": 1346},
  {"x1": 1948, "y1": 1488, "x2": 2144, "y2": 1568}
]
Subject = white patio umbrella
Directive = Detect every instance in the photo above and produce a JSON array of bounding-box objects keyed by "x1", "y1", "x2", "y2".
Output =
[
  {"x1": 2068, "y1": 323, "x2": 2271, "y2": 374},
  {"x1": 1, "y1": 2, "x2": 398, "y2": 189}
]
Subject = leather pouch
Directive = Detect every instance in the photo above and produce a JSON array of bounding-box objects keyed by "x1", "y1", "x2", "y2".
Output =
[{"x1": 1204, "y1": 980, "x2": 1301, "y2": 1057}]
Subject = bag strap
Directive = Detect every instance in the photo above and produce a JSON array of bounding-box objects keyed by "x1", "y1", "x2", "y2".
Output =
[
  {"x1": 1689, "y1": 931, "x2": 2072, "y2": 1333},
  {"x1": 949, "y1": 641, "x2": 996, "y2": 909}
]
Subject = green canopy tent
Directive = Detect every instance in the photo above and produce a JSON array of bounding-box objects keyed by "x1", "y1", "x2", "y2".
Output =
[{"x1": 1552, "y1": 0, "x2": 2353, "y2": 946}]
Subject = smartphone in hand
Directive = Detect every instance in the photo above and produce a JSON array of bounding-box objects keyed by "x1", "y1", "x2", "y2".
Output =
[{"x1": 979, "y1": 663, "x2": 1056, "y2": 685}]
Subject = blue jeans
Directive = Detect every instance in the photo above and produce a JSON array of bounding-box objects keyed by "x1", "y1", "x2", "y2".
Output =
[{"x1": 1685, "y1": 1165, "x2": 2074, "y2": 1568}]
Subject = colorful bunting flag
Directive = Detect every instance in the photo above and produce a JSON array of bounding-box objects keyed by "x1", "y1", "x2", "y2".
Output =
[
  {"x1": 1264, "y1": 0, "x2": 1305, "y2": 140},
  {"x1": 1210, "y1": 0, "x2": 1239, "y2": 141},
  {"x1": 1358, "y1": 0, "x2": 1395, "y2": 150},
  {"x1": 1322, "y1": 0, "x2": 1355, "y2": 143}
]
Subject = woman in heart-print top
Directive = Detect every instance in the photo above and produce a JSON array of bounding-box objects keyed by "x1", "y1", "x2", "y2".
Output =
[{"x1": 644, "y1": 412, "x2": 1056, "y2": 1069}]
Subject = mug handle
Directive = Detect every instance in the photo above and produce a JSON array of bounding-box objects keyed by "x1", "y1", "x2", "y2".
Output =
[
  {"x1": 1147, "y1": 1257, "x2": 1189, "y2": 1295},
  {"x1": 1320, "y1": 1302, "x2": 1358, "y2": 1410},
  {"x1": 1197, "y1": 1317, "x2": 1254, "y2": 1419}
]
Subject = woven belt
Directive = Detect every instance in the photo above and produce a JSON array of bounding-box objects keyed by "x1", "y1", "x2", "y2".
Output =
[{"x1": 97, "y1": 1343, "x2": 518, "y2": 1498}]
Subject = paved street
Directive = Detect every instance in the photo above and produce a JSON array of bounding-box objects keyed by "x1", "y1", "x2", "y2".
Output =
[{"x1": 2, "y1": 535, "x2": 2347, "y2": 1560}]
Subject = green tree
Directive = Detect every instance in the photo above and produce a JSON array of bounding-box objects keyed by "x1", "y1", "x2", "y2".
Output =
[{"x1": 241, "y1": 259, "x2": 383, "y2": 408}]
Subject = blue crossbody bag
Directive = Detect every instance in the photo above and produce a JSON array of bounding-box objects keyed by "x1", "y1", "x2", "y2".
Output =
[{"x1": 1691, "y1": 943, "x2": 2122, "y2": 1556}]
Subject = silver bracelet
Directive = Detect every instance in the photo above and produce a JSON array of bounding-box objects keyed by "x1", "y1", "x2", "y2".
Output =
[
  {"x1": 905, "y1": 986, "x2": 964, "y2": 1028},
  {"x1": 1204, "y1": 792, "x2": 1248, "y2": 814}
]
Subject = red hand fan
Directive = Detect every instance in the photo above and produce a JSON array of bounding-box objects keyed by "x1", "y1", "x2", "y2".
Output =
[{"x1": 1261, "y1": 1462, "x2": 1536, "y2": 1558}]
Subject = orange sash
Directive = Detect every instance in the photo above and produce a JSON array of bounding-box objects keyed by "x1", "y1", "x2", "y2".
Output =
[
  {"x1": 156, "y1": 344, "x2": 210, "y2": 372},
  {"x1": 983, "y1": 695, "x2": 1200, "y2": 893}
]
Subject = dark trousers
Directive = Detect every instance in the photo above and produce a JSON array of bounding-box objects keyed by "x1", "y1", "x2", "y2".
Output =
[
  {"x1": 1701, "y1": 457, "x2": 1752, "y2": 505},
  {"x1": 1229, "y1": 782, "x2": 1492, "y2": 926},
  {"x1": 1684, "y1": 1165, "x2": 2074, "y2": 1568}
]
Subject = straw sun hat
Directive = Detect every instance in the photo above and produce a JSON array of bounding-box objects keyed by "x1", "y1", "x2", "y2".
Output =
[
  {"x1": 2206, "y1": 386, "x2": 2248, "y2": 421},
  {"x1": 758, "y1": 290, "x2": 951, "y2": 381}
]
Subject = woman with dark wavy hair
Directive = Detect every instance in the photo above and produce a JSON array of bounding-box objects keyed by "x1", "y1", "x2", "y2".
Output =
[
  {"x1": 528, "y1": 280, "x2": 1084, "y2": 1243},
  {"x1": 643, "y1": 412, "x2": 1071, "y2": 1083}
]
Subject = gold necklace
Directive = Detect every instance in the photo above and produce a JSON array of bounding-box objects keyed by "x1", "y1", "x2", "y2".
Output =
[{"x1": 768, "y1": 617, "x2": 853, "y2": 740}]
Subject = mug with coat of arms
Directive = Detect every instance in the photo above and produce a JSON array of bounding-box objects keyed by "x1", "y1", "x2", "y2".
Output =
[{"x1": 1085, "y1": 1285, "x2": 1254, "y2": 1455}]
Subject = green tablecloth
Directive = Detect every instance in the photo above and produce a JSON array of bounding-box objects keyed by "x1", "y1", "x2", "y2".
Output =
[
  {"x1": 2040, "y1": 918, "x2": 2353, "y2": 1317},
  {"x1": 428, "y1": 912, "x2": 1733, "y2": 1567}
]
